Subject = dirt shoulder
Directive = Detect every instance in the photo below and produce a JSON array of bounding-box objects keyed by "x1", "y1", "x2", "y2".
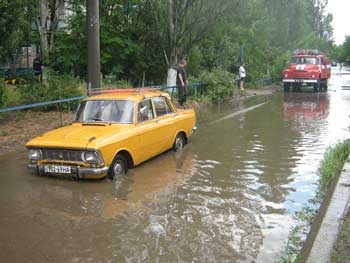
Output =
[
  {"x1": 0, "y1": 85, "x2": 280, "y2": 157},
  {"x1": 0, "y1": 111, "x2": 73, "y2": 156}
]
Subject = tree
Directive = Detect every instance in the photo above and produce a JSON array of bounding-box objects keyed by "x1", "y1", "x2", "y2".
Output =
[
  {"x1": 311, "y1": 0, "x2": 333, "y2": 41},
  {"x1": 35, "y1": 0, "x2": 65, "y2": 61},
  {"x1": 0, "y1": 0, "x2": 36, "y2": 64},
  {"x1": 341, "y1": 36, "x2": 350, "y2": 65},
  {"x1": 47, "y1": 0, "x2": 335, "y2": 87},
  {"x1": 49, "y1": 0, "x2": 87, "y2": 76},
  {"x1": 147, "y1": 0, "x2": 239, "y2": 70}
]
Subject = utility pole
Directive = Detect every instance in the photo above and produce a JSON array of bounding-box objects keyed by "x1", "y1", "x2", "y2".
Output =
[{"x1": 87, "y1": 0, "x2": 101, "y2": 92}]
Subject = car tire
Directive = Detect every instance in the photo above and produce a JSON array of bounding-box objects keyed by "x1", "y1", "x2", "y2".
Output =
[
  {"x1": 173, "y1": 133, "x2": 185, "y2": 152},
  {"x1": 323, "y1": 81, "x2": 328, "y2": 91},
  {"x1": 108, "y1": 154, "x2": 128, "y2": 179},
  {"x1": 314, "y1": 79, "x2": 322, "y2": 92}
]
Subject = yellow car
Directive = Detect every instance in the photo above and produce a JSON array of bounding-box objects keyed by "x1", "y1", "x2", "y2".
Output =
[{"x1": 25, "y1": 89, "x2": 196, "y2": 179}]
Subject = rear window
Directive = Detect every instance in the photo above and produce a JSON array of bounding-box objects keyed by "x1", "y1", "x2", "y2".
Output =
[{"x1": 153, "y1": 97, "x2": 173, "y2": 117}]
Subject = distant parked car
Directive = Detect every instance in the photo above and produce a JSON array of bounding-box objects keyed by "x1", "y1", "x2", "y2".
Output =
[{"x1": 25, "y1": 89, "x2": 196, "y2": 179}]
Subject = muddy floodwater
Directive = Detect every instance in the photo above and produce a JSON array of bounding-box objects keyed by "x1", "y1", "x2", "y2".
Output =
[{"x1": 1, "y1": 69, "x2": 350, "y2": 263}]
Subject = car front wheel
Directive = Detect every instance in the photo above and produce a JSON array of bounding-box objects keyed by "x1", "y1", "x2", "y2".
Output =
[
  {"x1": 108, "y1": 154, "x2": 128, "y2": 179},
  {"x1": 173, "y1": 133, "x2": 185, "y2": 152}
]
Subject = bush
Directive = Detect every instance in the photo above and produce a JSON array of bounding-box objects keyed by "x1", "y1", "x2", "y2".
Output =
[
  {"x1": 0, "y1": 82, "x2": 22, "y2": 108},
  {"x1": 19, "y1": 82, "x2": 49, "y2": 104},
  {"x1": 198, "y1": 68, "x2": 234, "y2": 102},
  {"x1": 102, "y1": 77, "x2": 132, "y2": 89},
  {"x1": 0, "y1": 71, "x2": 84, "y2": 111},
  {"x1": 0, "y1": 82, "x2": 9, "y2": 107}
]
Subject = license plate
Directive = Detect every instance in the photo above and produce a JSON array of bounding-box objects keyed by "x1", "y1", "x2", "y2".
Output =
[
  {"x1": 295, "y1": 79, "x2": 303, "y2": 82},
  {"x1": 44, "y1": 165, "x2": 71, "y2": 174}
]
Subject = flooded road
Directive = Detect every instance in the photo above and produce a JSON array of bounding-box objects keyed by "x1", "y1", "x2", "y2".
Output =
[{"x1": 1, "y1": 69, "x2": 350, "y2": 263}]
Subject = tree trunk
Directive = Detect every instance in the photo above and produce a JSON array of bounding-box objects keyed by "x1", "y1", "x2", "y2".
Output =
[
  {"x1": 37, "y1": 0, "x2": 49, "y2": 60},
  {"x1": 167, "y1": 0, "x2": 177, "y2": 89},
  {"x1": 36, "y1": 0, "x2": 64, "y2": 61}
]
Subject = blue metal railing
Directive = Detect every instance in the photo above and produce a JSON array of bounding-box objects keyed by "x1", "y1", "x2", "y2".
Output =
[
  {"x1": 0, "y1": 78, "x2": 278, "y2": 113},
  {"x1": 0, "y1": 83, "x2": 205, "y2": 113},
  {"x1": 0, "y1": 96, "x2": 86, "y2": 113}
]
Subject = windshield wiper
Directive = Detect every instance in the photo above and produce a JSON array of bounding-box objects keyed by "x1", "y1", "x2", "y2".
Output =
[{"x1": 82, "y1": 119, "x2": 109, "y2": 126}]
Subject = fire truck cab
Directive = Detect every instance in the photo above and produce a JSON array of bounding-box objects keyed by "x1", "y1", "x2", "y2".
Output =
[{"x1": 282, "y1": 49, "x2": 331, "y2": 92}]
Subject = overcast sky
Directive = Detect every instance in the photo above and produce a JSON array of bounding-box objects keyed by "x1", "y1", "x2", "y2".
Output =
[{"x1": 326, "y1": 0, "x2": 350, "y2": 45}]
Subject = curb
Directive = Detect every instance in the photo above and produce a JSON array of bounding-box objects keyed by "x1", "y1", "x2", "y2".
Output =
[{"x1": 305, "y1": 159, "x2": 350, "y2": 263}]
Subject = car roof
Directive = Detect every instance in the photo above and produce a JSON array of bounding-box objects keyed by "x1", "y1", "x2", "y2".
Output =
[{"x1": 85, "y1": 89, "x2": 171, "y2": 102}]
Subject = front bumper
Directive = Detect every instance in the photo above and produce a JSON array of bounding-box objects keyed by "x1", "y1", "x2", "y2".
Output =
[
  {"x1": 282, "y1": 79, "x2": 317, "y2": 83},
  {"x1": 27, "y1": 163, "x2": 109, "y2": 179}
]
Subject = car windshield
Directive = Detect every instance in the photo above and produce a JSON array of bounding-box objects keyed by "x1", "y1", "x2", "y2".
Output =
[
  {"x1": 74, "y1": 100, "x2": 134, "y2": 123},
  {"x1": 291, "y1": 57, "x2": 319, "y2": 65}
]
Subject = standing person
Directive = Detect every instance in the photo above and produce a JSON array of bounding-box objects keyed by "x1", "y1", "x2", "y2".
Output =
[
  {"x1": 33, "y1": 55, "x2": 43, "y2": 82},
  {"x1": 239, "y1": 62, "x2": 246, "y2": 95},
  {"x1": 176, "y1": 58, "x2": 188, "y2": 106}
]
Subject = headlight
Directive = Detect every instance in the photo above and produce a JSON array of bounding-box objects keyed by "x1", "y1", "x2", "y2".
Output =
[
  {"x1": 83, "y1": 151, "x2": 101, "y2": 164},
  {"x1": 28, "y1": 149, "x2": 42, "y2": 160},
  {"x1": 311, "y1": 73, "x2": 315, "y2": 78},
  {"x1": 284, "y1": 74, "x2": 288, "y2": 78}
]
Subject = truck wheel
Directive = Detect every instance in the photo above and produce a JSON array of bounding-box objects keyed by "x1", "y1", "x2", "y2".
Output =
[
  {"x1": 314, "y1": 81, "x2": 320, "y2": 92},
  {"x1": 297, "y1": 83, "x2": 302, "y2": 92},
  {"x1": 292, "y1": 84, "x2": 297, "y2": 92},
  {"x1": 283, "y1": 83, "x2": 290, "y2": 92},
  {"x1": 323, "y1": 81, "x2": 328, "y2": 91}
]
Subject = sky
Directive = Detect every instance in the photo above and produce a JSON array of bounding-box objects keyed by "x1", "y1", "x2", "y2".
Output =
[{"x1": 326, "y1": 0, "x2": 350, "y2": 45}]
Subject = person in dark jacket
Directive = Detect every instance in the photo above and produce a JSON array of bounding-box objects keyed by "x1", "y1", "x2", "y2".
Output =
[
  {"x1": 176, "y1": 58, "x2": 188, "y2": 106},
  {"x1": 33, "y1": 55, "x2": 43, "y2": 82}
]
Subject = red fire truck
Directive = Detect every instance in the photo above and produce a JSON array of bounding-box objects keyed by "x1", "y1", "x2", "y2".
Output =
[{"x1": 282, "y1": 49, "x2": 331, "y2": 92}]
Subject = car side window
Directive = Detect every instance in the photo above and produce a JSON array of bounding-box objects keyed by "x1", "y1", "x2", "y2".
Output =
[
  {"x1": 153, "y1": 97, "x2": 173, "y2": 117},
  {"x1": 138, "y1": 99, "x2": 154, "y2": 122}
]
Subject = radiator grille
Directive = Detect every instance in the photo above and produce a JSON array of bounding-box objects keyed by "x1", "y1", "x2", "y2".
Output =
[{"x1": 41, "y1": 149, "x2": 85, "y2": 162}]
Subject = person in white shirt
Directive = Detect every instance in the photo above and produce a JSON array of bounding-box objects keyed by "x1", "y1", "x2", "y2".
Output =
[{"x1": 239, "y1": 63, "x2": 246, "y2": 95}]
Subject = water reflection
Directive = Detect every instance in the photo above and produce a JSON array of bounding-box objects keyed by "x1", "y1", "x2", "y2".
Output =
[
  {"x1": 0, "y1": 148, "x2": 199, "y2": 263},
  {"x1": 283, "y1": 92, "x2": 329, "y2": 126}
]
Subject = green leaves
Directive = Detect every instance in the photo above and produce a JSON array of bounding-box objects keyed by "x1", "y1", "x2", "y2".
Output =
[
  {"x1": 0, "y1": 0, "x2": 36, "y2": 62},
  {"x1": 2, "y1": 0, "x2": 333, "y2": 90},
  {"x1": 198, "y1": 68, "x2": 234, "y2": 103}
]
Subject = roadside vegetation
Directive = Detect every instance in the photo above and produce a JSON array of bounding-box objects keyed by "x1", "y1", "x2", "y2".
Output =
[
  {"x1": 331, "y1": 210, "x2": 350, "y2": 263},
  {"x1": 2, "y1": 1, "x2": 350, "y2": 109},
  {"x1": 2, "y1": 0, "x2": 349, "y2": 110},
  {"x1": 277, "y1": 140, "x2": 350, "y2": 263},
  {"x1": 0, "y1": 72, "x2": 83, "y2": 110}
]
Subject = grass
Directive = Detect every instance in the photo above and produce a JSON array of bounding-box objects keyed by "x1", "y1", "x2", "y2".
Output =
[
  {"x1": 331, "y1": 210, "x2": 350, "y2": 263},
  {"x1": 318, "y1": 140, "x2": 350, "y2": 196},
  {"x1": 276, "y1": 140, "x2": 350, "y2": 263}
]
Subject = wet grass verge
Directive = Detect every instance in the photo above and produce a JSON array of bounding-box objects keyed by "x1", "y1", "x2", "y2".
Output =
[
  {"x1": 276, "y1": 140, "x2": 350, "y2": 263},
  {"x1": 331, "y1": 209, "x2": 350, "y2": 263}
]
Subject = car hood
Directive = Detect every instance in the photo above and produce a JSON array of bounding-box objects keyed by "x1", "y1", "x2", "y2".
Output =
[{"x1": 25, "y1": 123, "x2": 133, "y2": 149}]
